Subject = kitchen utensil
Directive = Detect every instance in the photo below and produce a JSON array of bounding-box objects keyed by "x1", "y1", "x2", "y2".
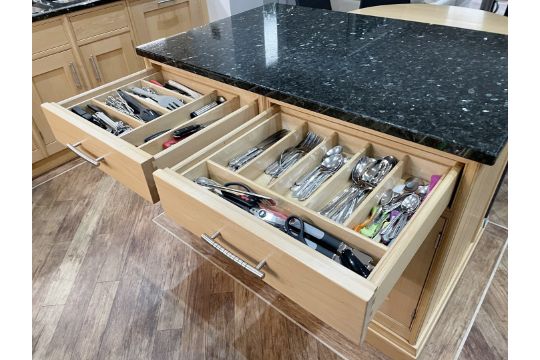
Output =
[
  {"x1": 173, "y1": 124, "x2": 204, "y2": 139},
  {"x1": 149, "y1": 79, "x2": 164, "y2": 87},
  {"x1": 162, "y1": 124, "x2": 206, "y2": 149},
  {"x1": 292, "y1": 153, "x2": 345, "y2": 201},
  {"x1": 195, "y1": 177, "x2": 275, "y2": 202},
  {"x1": 264, "y1": 131, "x2": 323, "y2": 183},
  {"x1": 144, "y1": 129, "x2": 171, "y2": 143},
  {"x1": 228, "y1": 129, "x2": 290, "y2": 171},
  {"x1": 117, "y1": 90, "x2": 161, "y2": 122},
  {"x1": 285, "y1": 216, "x2": 374, "y2": 277},
  {"x1": 291, "y1": 145, "x2": 343, "y2": 191},
  {"x1": 130, "y1": 87, "x2": 184, "y2": 110},
  {"x1": 380, "y1": 193, "x2": 421, "y2": 245},
  {"x1": 319, "y1": 154, "x2": 396, "y2": 224},
  {"x1": 166, "y1": 80, "x2": 202, "y2": 99},
  {"x1": 105, "y1": 93, "x2": 138, "y2": 119},
  {"x1": 190, "y1": 96, "x2": 226, "y2": 118}
]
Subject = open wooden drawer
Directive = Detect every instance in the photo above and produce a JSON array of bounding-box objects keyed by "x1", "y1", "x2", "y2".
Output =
[
  {"x1": 153, "y1": 108, "x2": 460, "y2": 344},
  {"x1": 40, "y1": 67, "x2": 264, "y2": 202}
]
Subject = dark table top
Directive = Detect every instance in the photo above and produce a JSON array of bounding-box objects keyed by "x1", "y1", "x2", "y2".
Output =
[
  {"x1": 136, "y1": 4, "x2": 508, "y2": 165},
  {"x1": 32, "y1": 0, "x2": 119, "y2": 22}
]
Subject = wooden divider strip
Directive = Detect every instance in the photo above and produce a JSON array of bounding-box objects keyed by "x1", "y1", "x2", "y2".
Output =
[
  {"x1": 268, "y1": 135, "x2": 337, "y2": 195},
  {"x1": 119, "y1": 91, "x2": 217, "y2": 145},
  {"x1": 138, "y1": 96, "x2": 240, "y2": 155}
]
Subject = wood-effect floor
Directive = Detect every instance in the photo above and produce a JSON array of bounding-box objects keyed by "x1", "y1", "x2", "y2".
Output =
[{"x1": 32, "y1": 160, "x2": 508, "y2": 360}]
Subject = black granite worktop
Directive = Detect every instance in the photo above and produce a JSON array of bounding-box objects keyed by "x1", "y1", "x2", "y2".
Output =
[
  {"x1": 32, "y1": 0, "x2": 120, "y2": 22},
  {"x1": 137, "y1": 4, "x2": 508, "y2": 164}
]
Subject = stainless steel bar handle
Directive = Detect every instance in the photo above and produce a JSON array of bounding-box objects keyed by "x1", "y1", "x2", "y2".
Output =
[
  {"x1": 89, "y1": 55, "x2": 102, "y2": 83},
  {"x1": 66, "y1": 141, "x2": 104, "y2": 167},
  {"x1": 201, "y1": 231, "x2": 266, "y2": 279},
  {"x1": 157, "y1": 0, "x2": 175, "y2": 5},
  {"x1": 69, "y1": 62, "x2": 82, "y2": 89}
]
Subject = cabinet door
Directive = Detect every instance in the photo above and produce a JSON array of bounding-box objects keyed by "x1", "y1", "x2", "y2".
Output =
[
  {"x1": 79, "y1": 32, "x2": 143, "y2": 88},
  {"x1": 32, "y1": 120, "x2": 47, "y2": 163},
  {"x1": 373, "y1": 217, "x2": 446, "y2": 340},
  {"x1": 33, "y1": 49, "x2": 86, "y2": 155},
  {"x1": 131, "y1": 0, "x2": 206, "y2": 45}
]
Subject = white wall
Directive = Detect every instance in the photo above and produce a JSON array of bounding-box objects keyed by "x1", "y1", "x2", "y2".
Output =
[
  {"x1": 206, "y1": 0, "x2": 232, "y2": 22},
  {"x1": 230, "y1": 0, "x2": 264, "y2": 15}
]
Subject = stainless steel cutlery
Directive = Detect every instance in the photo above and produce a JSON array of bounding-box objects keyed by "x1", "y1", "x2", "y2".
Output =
[
  {"x1": 319, "y1": 155, "x2": 397, "y2": 224},
  {"x1": 291, "y1": 146, "x2": 347, "y2": 201},
  {"x1": 130, "y1": 87, "x2": 184, "y2": 110},
  {"x1": 228, "y1": 129, "x2": 289, "y2": 171},
  {"x1": 264, "y1": 131, "x2": 323, "y2": 183}
]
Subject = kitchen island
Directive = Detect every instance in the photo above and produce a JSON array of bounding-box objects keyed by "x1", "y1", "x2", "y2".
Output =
[{"x1": 42, "y1": 4, "x2": 507, "y2": 359}]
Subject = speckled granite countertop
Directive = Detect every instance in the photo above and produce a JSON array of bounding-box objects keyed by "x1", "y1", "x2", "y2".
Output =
[
  {"x1": 32, "y1": 0, "x2": 120, "y2": 22},
  {"x1": 136, "y1": 4, "x2": 508, "y2": 165}
]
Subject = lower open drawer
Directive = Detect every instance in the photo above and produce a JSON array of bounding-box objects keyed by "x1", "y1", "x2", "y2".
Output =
[
  {"x1": 153, "y1": 108, "x2": 460, "y2": 344},
  {"x1": 41, "y1": 67, "x2": 264, "y2": 202}
]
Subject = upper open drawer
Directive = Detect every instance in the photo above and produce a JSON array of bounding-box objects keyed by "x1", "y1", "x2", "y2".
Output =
[
  {"x1": 41, "y1": 66, "x2": 265, "y2": 202},
  {"x1": 153, "y1": 107, "x2": 460, "y2": 344}
]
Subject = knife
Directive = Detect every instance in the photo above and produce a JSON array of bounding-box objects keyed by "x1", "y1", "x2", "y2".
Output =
[{"x1": 117, "y1": 89, "x2": 160, "y2": 122}]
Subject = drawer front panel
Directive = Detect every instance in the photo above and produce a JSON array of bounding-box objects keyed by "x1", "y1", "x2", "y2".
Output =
[
  {"x1": 32, "y1": 18, "x2": 69, "y2": 54},
  {"x1": 41, "y1": 103, "x2": 158, "y2": 202},
  {"x1": 154, "y1": 168, "x2": 377, "y2": 344},
  {"x1": 70, "y1": 4, "x2": 130, "y2": 41}
]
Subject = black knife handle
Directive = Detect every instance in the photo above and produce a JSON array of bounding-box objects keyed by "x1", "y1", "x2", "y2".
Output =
[
  {"x1": 144, "y1": 129, "x2": 171, "y2": 143},
  {"x1": 287, "y1": 218, "x2": 342, "y2": 251},
  {"x1": 117, "y1": 90, "x2": 145, "y2": 114},
  {"x1": 340, "y1": 249, "x2": 371, "y2": 278},
  {"x1": 71, "y1": 106, "x2": 107, "y2": 130}
]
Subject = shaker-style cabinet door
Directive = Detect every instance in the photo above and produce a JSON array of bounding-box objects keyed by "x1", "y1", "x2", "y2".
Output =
[
  {"x1": 32, "y1": 49, "x2": 86, "y2": 156},
  {"x1": 32, "y1": 120, "x2": 47, "y2": 163},
  {"x1": 130, "y1": 0, "x2": 207, "y2": 45},
  {"x1": 79, "y1": 32, "x2": 143, "y2": 88}
]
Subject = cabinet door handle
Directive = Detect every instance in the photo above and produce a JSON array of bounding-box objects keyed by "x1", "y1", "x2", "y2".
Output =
[
  {"x1": 69, "y1": 62, "x2": 83, "y2": 89},
  {"x1": 66, "y1": 141, "x2": 104, "y2": 167},
  {"x1": 157, "y1": 0, "x2": 175, "y2": 5},
  {"x1": 201, "y1": 231, "x2": 266, "y2": 279},
  {"x1": 89, "y1": 55, "x2": 102, "y2": 83}
]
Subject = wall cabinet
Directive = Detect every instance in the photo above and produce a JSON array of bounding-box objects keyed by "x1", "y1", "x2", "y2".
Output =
[
  {"x1": 129, "y1": 0, "x2": 207, "y2": 45},
  {"x1": 79, "y1": 32, "x2": 141, "y2": 87}
]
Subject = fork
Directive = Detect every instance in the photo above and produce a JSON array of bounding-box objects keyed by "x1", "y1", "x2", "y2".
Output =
[
  {"x1": 265, "y1": 132, "x2": 322, "y2": 183},
  {"x1": 130, "y1": 87, "x2": 184, "y2": 110}
]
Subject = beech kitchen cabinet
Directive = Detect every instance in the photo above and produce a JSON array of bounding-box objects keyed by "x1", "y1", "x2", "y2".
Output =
[{"x1": 128, "y1": 0, "x2": 208, "y2": 45}]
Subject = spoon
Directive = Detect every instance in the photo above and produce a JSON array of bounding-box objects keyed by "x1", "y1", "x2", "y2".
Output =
[
  {"x1": 320, "y1": 156, "x2": 375, "y2": 219},
  {"x1": 404, "y1": 176, "x2": 421, "y2": 193},
  {"x1": 295, "y1": 154, "x2": 344, "y2": 200},
  {"x1": 325, "y1": 145, "x2": 343, "y2": 157},
  {"x1": 380, "y1": 193, "x2": 421, "y2": 244},
  {"x1": 292, "y1": 147, "x2": 343, "y2": 190}
]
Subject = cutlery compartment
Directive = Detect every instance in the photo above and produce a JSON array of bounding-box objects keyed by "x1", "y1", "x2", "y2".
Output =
[
  {"x1": 207, "y1": 112, "x2": 305, "y2": 171},
  {"x1": 344, "y1": 156, "x2": 450, "y2": 245},
  {"x1": 41, "y1": 67, "x2": 262, "y2": 202},
  {"x1": 131, "y1": 96, "x2": 240, "y2": 155},
  {"x1": 260, "y1": 132, "x2": 370, "y2": 204}
]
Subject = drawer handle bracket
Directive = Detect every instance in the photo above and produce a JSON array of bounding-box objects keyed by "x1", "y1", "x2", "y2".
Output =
[
  {"x1": 201, "y1": 231, "x2": 266, "y2": 279},
  {"x1": 67, "y1": 141, "x2": 104, "y2": 167}
]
